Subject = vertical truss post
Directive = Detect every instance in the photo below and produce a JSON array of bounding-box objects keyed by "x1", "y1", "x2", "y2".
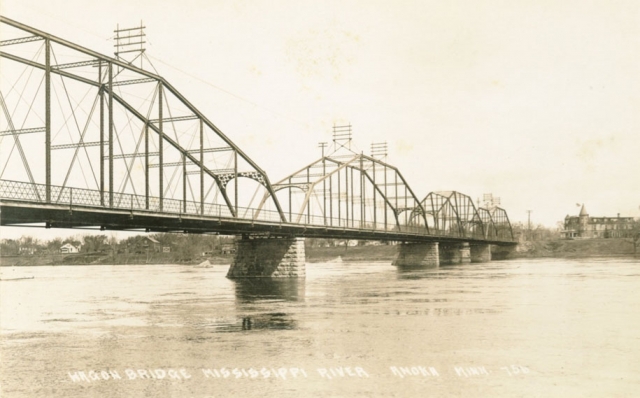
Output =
[
  {"x1": 337, "y1": 167, "x2": 341, "y2": 226},
  {"x1": 306, "y1": 167, "x2": 310, "y2": 223},
  {"x1": 329, "y1": 174, "x2": 333, "y2": 226},
  {"x1": 199, "y1": 119, "x2": 204, "y2": 215},
  {"x1": 345, "y1": 167, "x2": 349, "y2": 227},
  {"x1": 384, "y1": 165, "x2": 388, "y2": 231},
  {"x1": 404, "y1": 183, "x2": 408, "y2": 227},
  {"x1": 158, "y1": 83, "x2": 163, "y2": 211},
  {"x1": 108, "y1": 62, "x2": 114, "y2": 208},
  {"x1": 373, "y1": 161, "x2": 377, "y2": 228},
  {"x1": 45, "y1": 38, "x2": 51, "y2": 203},
  {"x1": 99, "y1": 62, "x2": 105, "y2": 206},
  {"x1": 234, "y1": 150, "x2": 238, "y2": 217},
  {"x1": 182, "y1": 154, "x2": 187, "y2": 213},
  {"x1": 145, "y1": 124, "x2": 149, "y2": 209},
  {"x1": 288, "y1": 177, "x2": 292, "y2": 221},
  {"x1": 350, "y1": 167, "x2": 354, "y2": 228},
  {"x1": 395, "y1": 172, "x2": 398, "y2": 230},
  {"x1": 322, "y1": 158, "x2": 326, "y2": 225},
  {"x1": 455, "y1": 195, "x2": 462, "y2": 236},
  {"x1": 360, "y1": 156, "x2": 364, "y2": 228}
]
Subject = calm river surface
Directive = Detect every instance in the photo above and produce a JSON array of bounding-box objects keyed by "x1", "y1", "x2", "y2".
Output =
[{"x1": 1, "y1": 257, "x2": 639, "y2": 397}]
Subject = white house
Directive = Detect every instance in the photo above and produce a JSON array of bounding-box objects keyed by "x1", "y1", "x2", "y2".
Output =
[{"x1": 60, "y1": 243, "x2": 79, "y2": 253}]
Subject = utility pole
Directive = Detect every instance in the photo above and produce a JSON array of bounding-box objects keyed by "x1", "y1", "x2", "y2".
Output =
[
  {"x1": 527, "y1": 210, "x2": 532, "y2": 241},
  {"x1": 318, "y1": 142, "x2": 327, "y2": 157},
  {"x1": 114, "y1": 21, "x2": 146, "y2": 68}
]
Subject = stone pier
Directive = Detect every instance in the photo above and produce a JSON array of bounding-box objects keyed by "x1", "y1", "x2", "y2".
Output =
[
  {"x1": 470, "y1": 244, "x2": 492, "y2": 263},
  {"x1": 490, "y1": 245, "x2": 515, "y2": 260},
  {"x1": 439, "y1": 242, "x2": 471, "y2": 265},
  {"x1": 394, "y1": 242, "x2": 440, "y2": 268},
  {"x1": 226, "y1": 236, "x2": 306, "y2": 278}
]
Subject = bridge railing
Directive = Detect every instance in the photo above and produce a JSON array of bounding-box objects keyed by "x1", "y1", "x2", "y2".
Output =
[
  {"x1": 0, "y1": 180, "x2": 515, "y2": 242},
  {"x1": 274, "y1": 212, "x2": 512, "y2": 241},
  {"x1": 0, "y1": 179, "x2": 283, "y2": 223}
]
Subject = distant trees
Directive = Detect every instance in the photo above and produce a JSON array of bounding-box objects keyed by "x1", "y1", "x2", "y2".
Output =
[
  {"x1": 511, "y1": 222, "x2": 561, "y2": 242},
  {"x1": 626, "y1": 218, "x2": 640, "y2": 254},
  {"x1": 0, "y1": 239, "x2": 20, "y2": 255},
  {"x1": 1, "y1": 236, "x2": 43, "y2": 255},
  {"x1": 0, "y1": 232, "x2": 237, "y2": 259},
  {"x1": 81, "y1": 235, "x2": 109, "y2": 253}
]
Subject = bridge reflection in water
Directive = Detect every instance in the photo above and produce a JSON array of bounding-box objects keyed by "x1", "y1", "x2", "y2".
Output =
[{"x1": 233, "y1": 279, "x2": 305, "y2": 331}]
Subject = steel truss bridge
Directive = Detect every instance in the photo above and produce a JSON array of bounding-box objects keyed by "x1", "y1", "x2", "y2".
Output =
[{"x1": 0, "y1": 17, "x2": 515, "y2": 246}]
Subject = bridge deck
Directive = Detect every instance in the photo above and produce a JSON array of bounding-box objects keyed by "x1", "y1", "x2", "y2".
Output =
[{"x1": 0, "y1": 198, "x2": 515, "y2": 245}]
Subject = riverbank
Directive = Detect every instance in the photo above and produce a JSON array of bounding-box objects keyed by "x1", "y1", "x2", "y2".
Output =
[
  {"x1": 1, "y1": 238, "x2": 636, "y2": 266},
  {"x1": 512, "y1": 238, "x2": 637, "y2": 258}
]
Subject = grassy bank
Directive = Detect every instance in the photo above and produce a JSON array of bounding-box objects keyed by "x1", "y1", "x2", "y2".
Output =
[{"x1": 512, "y1": 238, "x2": 637, "y2": 258}]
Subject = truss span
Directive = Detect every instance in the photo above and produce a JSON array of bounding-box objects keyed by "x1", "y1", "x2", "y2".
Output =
[
  {"x1": 0, "y1": 17, "x2": 517, "y2": 245},
  {"x1": 0, "y1": 16, "x2": 285, "y2": 221},
  {"x1": 254, "y1": 152, "x2": 431, "y2": 233},
  {"x1": 410, "y1": 191, "x2": 514, "y2": 241}
]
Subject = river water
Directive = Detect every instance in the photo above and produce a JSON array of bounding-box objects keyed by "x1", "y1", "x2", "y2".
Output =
[{"x1": 1, "y1": 257, "x2": 639, "y2": 397}]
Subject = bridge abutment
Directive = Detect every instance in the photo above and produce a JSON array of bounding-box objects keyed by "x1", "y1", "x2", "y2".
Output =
[
  {"x1": 227, "y1": 236, "x2": 306, "y2": 278},
  {"x1": 470, "y1": 244, "x2": 492, "y2": 263},
  {"x1": 394, "y1": 242, "x2": 440, "y2": 268}
]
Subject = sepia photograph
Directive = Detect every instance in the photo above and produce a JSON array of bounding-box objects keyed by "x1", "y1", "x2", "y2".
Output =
[{"x1": 1, "y1": 1, "x2": 639, "y2": 397}]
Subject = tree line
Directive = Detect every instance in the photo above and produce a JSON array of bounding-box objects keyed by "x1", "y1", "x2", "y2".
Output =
[{"x1": 0, "y1": 233, "x2": 236, "y2": 257}]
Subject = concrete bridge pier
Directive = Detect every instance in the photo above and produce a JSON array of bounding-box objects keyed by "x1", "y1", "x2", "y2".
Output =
[
  {"x1": 227, "y1": 236, "x2": 306, "y2": 278},
  {"x1": 439, "y1": 242, "x2": 471, "y2": 265},
  {"x1": 394, "y1": 242, "x2": 440, "y2": 268},
  {"x1": 470, "y1": 243, "x2": 492, "y2": 262}
]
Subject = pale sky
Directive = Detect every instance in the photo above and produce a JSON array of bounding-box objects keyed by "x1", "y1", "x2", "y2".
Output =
[{"x1": 1, "y1": 0, "x2": 639, "y2": 241}]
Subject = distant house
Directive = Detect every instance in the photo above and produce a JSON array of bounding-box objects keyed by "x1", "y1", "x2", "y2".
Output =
[
  {"x1": 60, "y1": 243, "x2": 80, "y2": 253},
  {"x1": 562, "y1": 205, "x2": 635, "y2": 239},
  {"x1": 19, "y1": 247, "x2": 36, "y2": 255},
  {"x1": 146, "y1": 237, "x2": 161, "y2": 253},
  {"x1": 129, "y1": 236, "x2": 161, "y2": 254}
]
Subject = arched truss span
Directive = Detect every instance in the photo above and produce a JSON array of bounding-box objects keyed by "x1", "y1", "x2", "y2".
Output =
[
  {"x1": 255, "y1": 153, "x2": 430, "y2": 232},
  {"x1": 411, "y1": 191, "x2": 513, "y2": 240},
  {"x1": 0, "y1": 17, "x2": 285, "y2": 222},
  {"x1": 412, "y1": 191, "x2": 484, "y2": 239},
  {"x1": 483, "y1": 206, "x2": 514, "y2": 241}
]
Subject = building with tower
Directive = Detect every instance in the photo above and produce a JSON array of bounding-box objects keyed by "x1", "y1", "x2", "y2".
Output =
[{"x1": 562, "y1": 204, "x2": 635, "y2": 239}]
